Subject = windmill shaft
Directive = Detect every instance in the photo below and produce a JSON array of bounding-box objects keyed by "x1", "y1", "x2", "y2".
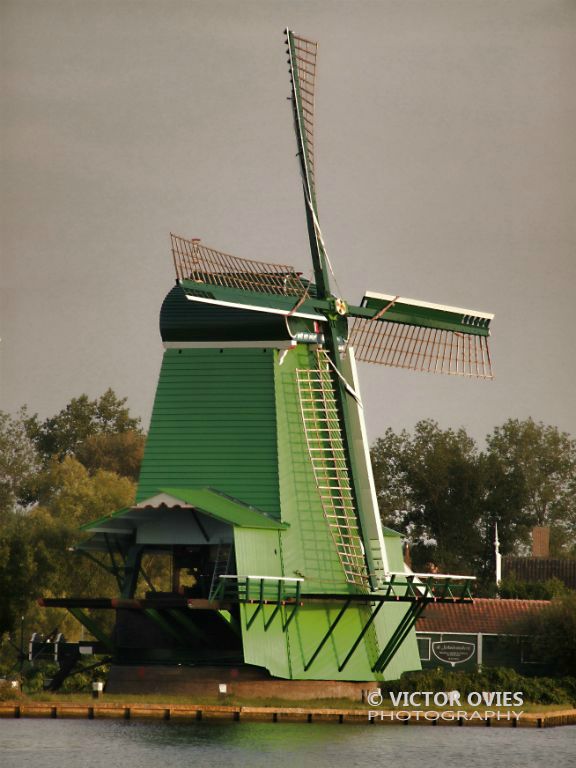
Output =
[{"x1": 302, "y1": 187, "x2": 331, "y2": 300}]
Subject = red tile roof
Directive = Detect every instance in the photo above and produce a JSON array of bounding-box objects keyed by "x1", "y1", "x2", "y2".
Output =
[{"x1": 416, "y1": 598, "x2": 550, "y2": 634}]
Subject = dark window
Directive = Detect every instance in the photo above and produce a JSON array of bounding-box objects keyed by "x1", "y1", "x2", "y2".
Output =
[{"x1": 417, "y1": 636, "x2": 431, "y2": 661}]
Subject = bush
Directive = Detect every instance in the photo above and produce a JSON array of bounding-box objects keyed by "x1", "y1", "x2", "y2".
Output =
[
  {"x1": 497, "y1": 575, "x2": 568, "y2": 600},
  {"x1": 385, "y1": 667, "x2": 576, "y2": 706},
  {"x1": 525, "y1": 593, "x2": 576, "y2": 676},
  {"x1": 19, "y1": 660, "x2": 110, "y2": 694},
  {"x1": 0, "y1": 679, "x2": 22, "y2": 701},
  {"x1": 21, "y1": 665, "x2": 48, "y2": 693}
]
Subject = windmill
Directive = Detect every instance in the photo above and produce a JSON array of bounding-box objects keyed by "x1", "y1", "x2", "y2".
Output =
[{"x1": 40, "y1": 30, "x2": 493, "y2": 691}]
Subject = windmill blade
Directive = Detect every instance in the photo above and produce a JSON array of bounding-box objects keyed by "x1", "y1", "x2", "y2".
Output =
[
  {"x1": 171, "y1": 234, "x2": 326, "y2": 321},
  {"x1": 285, "y1": 30, "x2": 333, "y2": 299},
  {"x1": 172, "y1": 233, "x2": 306, "y2": 296},
  {"x1": 286, "y1": 30, "x2": 318, "y2": 207},
  {"x1": 347, "y1": 291, "x2": 494, "y2": 379}
]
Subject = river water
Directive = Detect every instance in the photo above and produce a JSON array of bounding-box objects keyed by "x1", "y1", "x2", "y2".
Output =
[{"x1": 1, "y1": 719, "x2": 575, "y2": 768}]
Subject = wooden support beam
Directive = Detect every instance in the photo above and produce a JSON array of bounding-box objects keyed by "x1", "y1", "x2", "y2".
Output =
[
  {"x1": 67, "y1": 608, "x2": 115, "y2": 654},
  {"x1": 338, "y1": 601, "x2": 385, "y2": 672},
  {"x1": 304, "y1": 599, "x2": 351, "y2": 672}
]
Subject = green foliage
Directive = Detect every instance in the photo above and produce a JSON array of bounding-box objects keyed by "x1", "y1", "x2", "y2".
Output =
[
  {"x1": 21, "y1": 665, "x2": 47, "y2": 694},
  {"x1": 371, "y1": 417, "x2": 576, "y2": 579},
  {"x1": 519, "y1": 593, "x2": 576, "y2": 677},
  {"x1": 58, "y1": 662, "x2": 110, "y2": 693},
  {"x1": 0, "y1": 409, "x2": 40, "y2": 516},
  {"x1": 0, "y1": 511, "x2": 51, "y2": 636},
  {"x1": 386, "y1": 667, "x2": 576, "y2": 705},
  {"x1": 0, "y1": 462, "x2": 133, "y2": 639},
  {"x1": 13, "y1": 660, "x2": 110, "y2": 694},
  {"x1": 486, "y1": 419, "x2": 576, "y2": 556},
  {"x1": 0, "y1": 680, "x2": 22, "y2": 701},
  {"x1": 75, "y1": 431, "x2": 145, "y2": 481},
  {"x1": 371, "y1": 420, "x2": 484, "y2": 573},
  {"x1": 498, "y1": 575, "x2": 568, "y2": 601},
  {"x1": 0, "y1": 392, "x2": 139, "y2": 647},
  {"x1": 27, "y1": 389, "x2": 142, "y2": 462},
  {"x1": 35, "y1": 456, "x2": 136, "y2": 528}
]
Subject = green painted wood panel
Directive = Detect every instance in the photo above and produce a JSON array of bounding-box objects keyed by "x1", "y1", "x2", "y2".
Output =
[
  {"x1": 160, "y1": 285, "x2": 292, "y2": 343},
  {"x1": 241, "y1": 602, "x2": 375, "y2": 681},
  {"x1": 273, "y1": 345, "x2": 350, "y2": 592},
  {"x1": 137, "y1": 348, "x2": 280, "y2": 516}
]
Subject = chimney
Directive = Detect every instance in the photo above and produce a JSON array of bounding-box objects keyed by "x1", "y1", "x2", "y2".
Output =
[
  {"x1": 532, "y1": 526, "x2": 550, "y2": 557},
  {"x1": 403, "y1": 542, "x2": 412, "y2": 569}
]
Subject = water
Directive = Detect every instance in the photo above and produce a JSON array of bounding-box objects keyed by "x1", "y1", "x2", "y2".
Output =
[{"x1": 0, "y1": 719, "x2": 574, "y2": 768}]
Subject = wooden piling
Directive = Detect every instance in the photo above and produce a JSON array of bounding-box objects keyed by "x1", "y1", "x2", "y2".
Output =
[{"x1": 0, "y1": 702, "x2": 575, "y2": 727}]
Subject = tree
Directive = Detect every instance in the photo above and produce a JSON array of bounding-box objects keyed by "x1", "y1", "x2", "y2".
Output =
[
  {"x1": 485, "y1": 419, "x2": 576, "y2": 556},
  {"x1": 0, "y1": 516, "x2": 38, "y2": 636},
  {"x1": 0, "y1": 456, "x2": 136, "y2": 642},
  {"x1": 75, "y1": 431, "x2": 145, "y2": 481},
  {"x1": 371, "y1": 420, "x2": 485, "y2": 574},
  {"x1": 35, "y1": 455, "x2": 136, "y2": 528},
  {"x1": 371, "y1": 417, "x2": 576, "y2": 580},
  {"x1": 27, "y1": 388, "x2": 142, "y2": 462},
  {"x1": 521, "y1": 593, "x2": 576, "y2": 676},
  {"x1": 0, "y1": 409, "x2": 40, "y2": 518},
  {"x1": 0, "y1": 395, "x2": 142, "y2": 664}
]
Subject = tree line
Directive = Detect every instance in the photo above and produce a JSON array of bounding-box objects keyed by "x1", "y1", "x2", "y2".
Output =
[
  {"x1": 0, "y1": 390, "x2": 145, "y2": 653},
  {"x1": 371, "y1": 418, "x2": 576, "y2": 584},
  {"x1": 1, "y1": 389, "x2": 575, "y2": 663}
]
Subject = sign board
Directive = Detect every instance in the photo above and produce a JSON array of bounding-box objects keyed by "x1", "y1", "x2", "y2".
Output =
[{"x1": 432, "y1": 640, "x2": 475, "y2": 666}]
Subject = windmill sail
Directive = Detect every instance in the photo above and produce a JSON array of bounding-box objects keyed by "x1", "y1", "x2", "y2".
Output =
[
  {"x1": 171, "y1": 233, "x2": 326, "y2": 321},
  {"x1": 286, "y1": 29, "x2": 332, "y2": 300},
  {"x1": 286, "y1": 31, "x2": 318, "y2": 206},
  {"x1": 171, "y1": 234, "x2": 306, "y2": 296},
  {"x1": 348, "y1": 292, "x2": 494, "y2": 379}
]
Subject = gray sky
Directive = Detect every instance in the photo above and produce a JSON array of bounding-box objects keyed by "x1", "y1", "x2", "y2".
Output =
[{"x1": 2, "y1": 0, "x2": 575, "y2": 444}]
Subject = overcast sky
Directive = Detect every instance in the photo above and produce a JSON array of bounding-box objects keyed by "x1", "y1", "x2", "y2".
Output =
[{"x1": 2, "y1": 0, "x2": 575, "y2": 444}]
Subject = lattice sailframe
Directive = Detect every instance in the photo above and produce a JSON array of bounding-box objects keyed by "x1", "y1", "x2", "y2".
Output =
[
  {"x1": 296, "y1": 351, "x2": 369, "y2": 588},
  {"x1": 287, "y1": 32, "x2": 318, "y2": 199},
  {"x1": 171, "y1": 234, "x2": 307, "y2": 297},
  {"x1": 347, "y1": 318, "x2": 493, "y2": 379}
]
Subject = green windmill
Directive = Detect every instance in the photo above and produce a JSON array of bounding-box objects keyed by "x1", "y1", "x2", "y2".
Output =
[{"x1": 41, "y1": 30, "x2": 493, "y2": 690}]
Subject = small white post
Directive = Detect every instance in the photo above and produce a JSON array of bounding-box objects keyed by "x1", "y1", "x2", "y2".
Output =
[{"x1": 92, "y1": 681, "x2": 104, "y2": 700}]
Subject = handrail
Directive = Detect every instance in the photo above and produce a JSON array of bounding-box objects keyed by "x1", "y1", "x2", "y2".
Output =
[
  {"x1": 385, "y1": 571, "x2": 476, "y2": 581},
  {"x1": 219, "y1": 575, "x2": 304, "y2": 582}
]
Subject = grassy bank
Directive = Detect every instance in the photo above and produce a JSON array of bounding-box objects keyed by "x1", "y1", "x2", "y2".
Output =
[{"x1": 2, "y1": 692, "x2": 572, "y2": 715}]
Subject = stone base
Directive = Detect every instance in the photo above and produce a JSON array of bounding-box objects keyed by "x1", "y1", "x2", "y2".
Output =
[{"x1": 106, "y1": 664, "x2": 375, "y2": 702}]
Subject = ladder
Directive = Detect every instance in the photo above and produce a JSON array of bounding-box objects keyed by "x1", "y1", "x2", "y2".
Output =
[
  {"x1": 296, "y1": 350, "x2": 368, "y2": 587},
  {"x1": 209, "y1": 543, "x2": 233, "y2": 601}
]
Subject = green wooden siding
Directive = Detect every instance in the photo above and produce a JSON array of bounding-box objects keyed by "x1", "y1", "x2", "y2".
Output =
[
  {"x1": 239, "y1": 343, "x2": 392, "y2": 681},
  {"x1": 241, "y1": 602, "x2": 377, "y2": 681},
  {"x1": 136, "y1": 348, "x2": 280, "y2": 516},
  {"x1": 136, "y1": 341, "x2": 420, "y2": 681},
  {"x1": 273, "y1": 345, "x2": 350, "y2": 592}
]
